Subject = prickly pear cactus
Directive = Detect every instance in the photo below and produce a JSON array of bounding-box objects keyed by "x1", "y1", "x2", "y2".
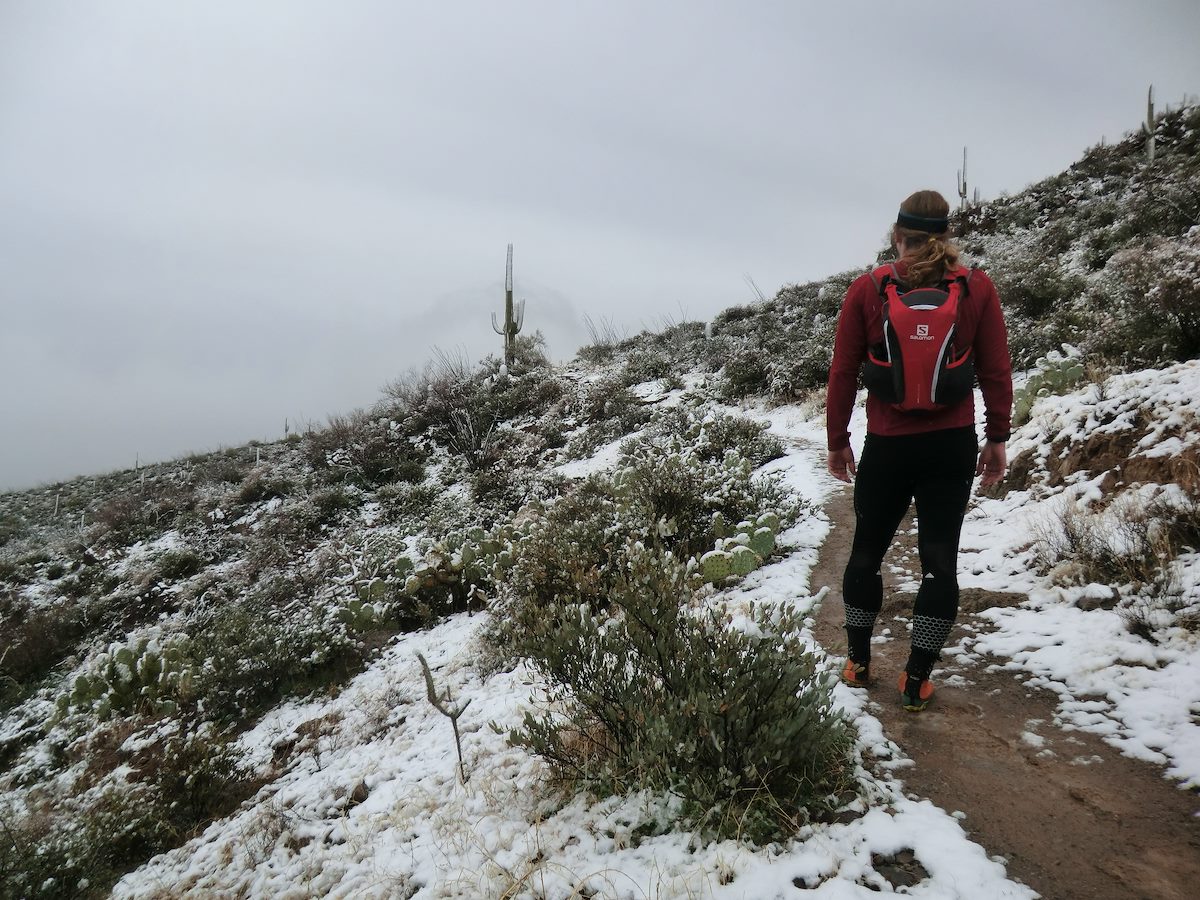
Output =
[
  {"x1": 711, "y1": 511, "x2": 729, "y2": 539},
  {"x1": 749, "y1": 527, "x2": 775, "y2": 558},
  {"x1": 700, "y1": 549, "x2": 733, "y2": 583},
  {"x1": 398, "y1": 523, "x2": 522, "y2": 607},
  {"x1": 755, "y1": 511, "x2": 781, "y2": 534},
  {"x1": 54, "y1": 635, "x2": 196, "y2": 723},
  {"x1": 338, "y1": 598, "x2": 379, "y2": 631},
  {"x1": 730, "y1": 545, "x2": 760, "y2": 577}
]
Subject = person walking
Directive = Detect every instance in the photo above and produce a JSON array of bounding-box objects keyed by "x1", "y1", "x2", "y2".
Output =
[{"x1": 826, "y1": 189, "x2": 1013, "y2": 711}]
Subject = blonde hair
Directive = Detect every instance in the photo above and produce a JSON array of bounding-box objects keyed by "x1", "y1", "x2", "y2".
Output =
[{"x1": 894, "y1": 190, "x2": 961, "y2": 288}]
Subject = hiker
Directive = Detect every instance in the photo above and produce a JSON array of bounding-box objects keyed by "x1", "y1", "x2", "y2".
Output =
[{"x1": 825, "y1": 189, "x2": 1013, "y2": 711}]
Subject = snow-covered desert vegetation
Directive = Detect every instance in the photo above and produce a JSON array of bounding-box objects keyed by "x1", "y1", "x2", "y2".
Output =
[{"x1": 1, "y1": 105, "x2": 1197, "y2": 898}]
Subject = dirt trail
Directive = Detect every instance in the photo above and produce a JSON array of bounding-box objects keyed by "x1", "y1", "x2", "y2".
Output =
[{"x1": 811, "y1": 484, "x2": 1200, "y2": 900}]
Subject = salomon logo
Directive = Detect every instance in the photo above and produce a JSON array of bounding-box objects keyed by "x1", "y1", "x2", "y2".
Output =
[{"x1": 910, "y1": 324, "x2": 934, "y2": 341}]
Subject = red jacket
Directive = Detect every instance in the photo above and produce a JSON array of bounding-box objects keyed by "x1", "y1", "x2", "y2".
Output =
[{"x1": 826, "y1": 261, "x2": 1013, "y2": 451}]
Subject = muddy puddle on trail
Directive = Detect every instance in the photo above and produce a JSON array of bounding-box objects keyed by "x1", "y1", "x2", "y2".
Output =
[{"x1": 811, "y1": 486, "x2": 1200, "y2": 900}]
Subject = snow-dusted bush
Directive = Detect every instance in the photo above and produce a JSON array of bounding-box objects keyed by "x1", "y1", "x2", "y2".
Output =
[
  {"x1": 0, "y1": 724, "x2": 253, "y2": 900},
  {"x1": 1, "y1": 599, "x2": 86, "y2": 711},
  {"x1": 496, "y1": 477, "x2": 622, "y2": 617},
  {"x1": 613, "y1": 434, "x2": 790, "y2": 559},
  {"x1": 1088, "y1": 229, "x2": 1200, "y2": 366},
  {"x1": 1035, "y1": 486, "x2": 1200, "y2": 637},
  {"x1": 236, "y1": 468, "x2": 294, "y2": 504},
  {"x1": 560, "y1": 375, "x2": 653, "y2": 460},
  {"x1": 188, "y1": 589, "x2": 362, "y2": 723},
  {"x1": 304, "y1": 411, "x2": 428, "y2": 489},
  {"x1": 637, "y1": 406, "x2": 785, "y2": 468},
  {"x1": 508, "y1": 543, "x2": 857, "y2": 842}
]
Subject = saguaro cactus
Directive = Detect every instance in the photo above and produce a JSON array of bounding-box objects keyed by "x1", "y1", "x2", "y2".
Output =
[
  {"x1": 957, "y1": 147, "x2": 969, "y2": 211},
  {"x1": 1144, "y1": 84, "x2": 1156, "y2": 163},
  {"x1": 491, "y1": 243, "x2": 526, "y2": 369}
]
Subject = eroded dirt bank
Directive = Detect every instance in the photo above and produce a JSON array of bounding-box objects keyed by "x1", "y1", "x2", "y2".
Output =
[{"x1": 811, "y1": 485, "x2": 1200, "y2": 900}]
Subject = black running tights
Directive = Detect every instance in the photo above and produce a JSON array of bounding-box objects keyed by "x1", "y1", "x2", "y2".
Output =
[{"x1": 842, "y1": 427, "x2": 978, "y2": 679}]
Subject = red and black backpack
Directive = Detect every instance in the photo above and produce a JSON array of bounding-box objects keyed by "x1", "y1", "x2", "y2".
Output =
[{"x1": 861, "y1": 264, "x2": 977, "y2": 411}]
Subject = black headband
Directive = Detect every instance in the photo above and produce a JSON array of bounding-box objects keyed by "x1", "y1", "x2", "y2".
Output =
[{"x1": 897, "y1": 210, "x2": 949, "y2": 233}]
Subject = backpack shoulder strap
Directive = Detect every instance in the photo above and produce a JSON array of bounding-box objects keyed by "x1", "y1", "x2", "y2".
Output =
[{"x1": 868, "y1": 264, "x2": 902, "y2": 297}]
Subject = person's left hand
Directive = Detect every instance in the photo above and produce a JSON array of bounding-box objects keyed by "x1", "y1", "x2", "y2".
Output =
[{"x1": 977, "y1": 441, "x2": 1007, "y2": 488}]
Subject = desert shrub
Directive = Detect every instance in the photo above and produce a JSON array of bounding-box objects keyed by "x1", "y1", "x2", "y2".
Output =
[
  {"x1": 377, "y1": 480, "x2": 444, "y2": 525},
  {"x1": 500, "y1": 477, "x2": 624, "y2": 615},
  {"x1": 1036, "y1": 488, "x2": 1200, "y2": 624},
  {"x1": 701, "y1": 272, "x2": 855, "y2": 402},
  {"x1": 188, "y1": 590, "x2": 361, "y2": 723},
  {"x1": 764, "y1": 313, "x2": 839, "y2": 399},
  {"x1": 494, "y1": 437, "x2": 796, "y2": 647},
  {"x1": 310, "y1": 484, "x2": 359, "y2": 523},
  {"x1": 1004, "y1": 302, "x2": 1098, "y2": 371},
  {"x1": 989, "y1": 238, "x2": 1088, "y2": 322},
  {"x1": 492, "y1": 330, "x2": 552, "y2": 374},
  {"x1": 613, "y1": 434, "x2": 792, "y2": 558},
  {"x1": 0, "y1": 785, "x2": 173, "y2": 899},
  {"x1": 576, "y1": 314, "x2": 629, "y2": 365},
  {"x1": 717, "y1": 343, "x2": 771, "y2": 399},
  {"x1": 508, "y1": 544, "x2": 857, "y2": 842},
  {"x1": 89, "y1": 495, "x2": 154, "y2": 546},
  {"x1": 190, "y1": 453, "x2": 250, "y2": 487},
  {"x1": 1087, "y1": 230, "x2": 1200, "y2": 365},
  {"x1": 306, "y1": 412, "x2": 428, "y2": 489},
  {"x1": 143, "y1": 722, "x2": 257, "y2": 822},
  {"x1": 620, "y1": 345, "x2": 675, "y2": 386},
  {"x1": 0, "y1": 513, "x2": 27, "y2": 547},
  {"x1": 0, "y1": 548, "x2": 57, "y2": 588},
  {"x1": 237, "y1": 469, "x2": 293, "y2": 504},
  {"x1": 538, "y1": 419, "x2": 568, "y2": 450},
  {"x1": 468, "y1": 428, "x2": 541, "y2": 513},
  {"x1": 561, "y1": 378, "x2": 653, "y2": 460},
  {"x1": 0, "y1": 597, "x2": 88, "y2": 708},
  {"x1": 0, "y1": 725, "x2": 255, "y2": 899},
  {"x1": 639, "y1": 406, "x2": 784, "y2": 468},
  {"x1": 483, "y1": 360, "x2": 565, "y2": 423},
  {"x1": 155, "y1": 548, "x2": 204, "y2": 581}
]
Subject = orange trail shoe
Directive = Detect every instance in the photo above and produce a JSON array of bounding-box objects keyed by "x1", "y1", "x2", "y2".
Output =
[
  {"x1": 898, "y1": 672, "x2": 934, "y2": 711},
  {"x1": 841, "y1": 658, "x2": 872, "y2": 688}
]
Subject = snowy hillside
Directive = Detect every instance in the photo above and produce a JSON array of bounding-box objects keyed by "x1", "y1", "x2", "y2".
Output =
[{"x1": 2, "y1": 105, "x2": 1198, "y2": 898}]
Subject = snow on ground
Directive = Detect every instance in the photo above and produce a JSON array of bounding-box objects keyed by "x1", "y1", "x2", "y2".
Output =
[
  {"x1": 114, "y1": 395, "x2": 1035, "y2": 900},
  {"x1": 953, "y1": 363, "x2": 1200, "y2": 789},
  {"x1": 112, "y1": 369, "x2": 1200, "y2": 896}
]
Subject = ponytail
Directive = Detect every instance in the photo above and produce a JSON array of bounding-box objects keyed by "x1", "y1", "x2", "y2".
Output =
[{"x1": 894, "y1": 191, "x2": 961, "y2": 288}]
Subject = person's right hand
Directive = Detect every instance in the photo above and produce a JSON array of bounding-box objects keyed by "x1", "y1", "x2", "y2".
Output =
[{"x1": 828, "y1": 447, "x2": 856, "y2": 483}]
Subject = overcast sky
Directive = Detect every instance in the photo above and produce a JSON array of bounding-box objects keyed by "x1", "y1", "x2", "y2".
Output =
[{"x1": 3, "y1": 0, "x2": 1199, "y2": 491}]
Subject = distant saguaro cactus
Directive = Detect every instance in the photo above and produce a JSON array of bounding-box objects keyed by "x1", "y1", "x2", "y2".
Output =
[
  {"x1": 491, "y1": 243, "x2": 526, "y2": 369},
  {"x1": 1144, "y1": 84, "x2": 1156, "y2": 163},
  {"x1": 957, "y1": 147, "x2": 969, "y2": 211}
]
